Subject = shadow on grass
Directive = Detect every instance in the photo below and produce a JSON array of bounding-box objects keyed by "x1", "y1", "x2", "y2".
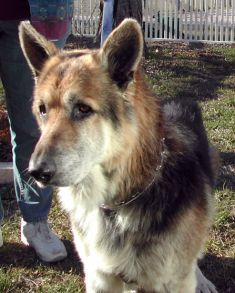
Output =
[
  {"x1": 0, "y1": 239, "x2": 83, "y2": 275},
  {"x1": 217, "y1": 152, "x2": 235, "y2": 192},
  {"x1": 0, "y1": 243, "x2": 234, "y2": 293},
  {"x1": 146, "y1": 42, "x2": 235, "y2": 103},
  {"x1": 65, "y1": 35, "x2": 100, "y2": 50},
  {"x1": 199, "y1": 253, "x2": 235, "y2": 293},
  {"x1": 0, "y1": 183, "x2": 18, "y2": 219},
  {"x1": 68, "y1": 36, "x2": 235, "y2": 105},
  {"x1": 220, "y1": 152, "x2": 235, "y2": 166}
]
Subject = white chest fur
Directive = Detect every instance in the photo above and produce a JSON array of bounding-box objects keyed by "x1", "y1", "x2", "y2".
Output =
[{"x1": 58, "y1": 165, "x2": 138, "y2": 274}]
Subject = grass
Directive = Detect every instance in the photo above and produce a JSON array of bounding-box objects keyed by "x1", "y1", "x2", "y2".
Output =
[{"x1": 0, "y1": 41, "x2": 235, "y2": 292}]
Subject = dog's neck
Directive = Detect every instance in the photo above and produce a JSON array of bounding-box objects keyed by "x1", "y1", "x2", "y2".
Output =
[
  {"x1": 100, "y1": 137, "x2": 167, "y2": 213},
  {"x1": 102, "y1": 74, "x2": 166, "y2": 207}
]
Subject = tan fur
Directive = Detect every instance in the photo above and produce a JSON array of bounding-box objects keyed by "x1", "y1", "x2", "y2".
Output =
[{"x1": 19, "y1": 19, "x2": 218, "y2": 293}]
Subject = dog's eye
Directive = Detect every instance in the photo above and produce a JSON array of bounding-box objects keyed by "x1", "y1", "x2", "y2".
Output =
[
  {"x1": 39, "y1": 104, "x2": 47, "y2": 117},
  {"x1": 77, "y1": 104, "x2": 92, "y2": 114},
  {"x1": 73, "y1": 103, "x2": 93, "y2": 120}
]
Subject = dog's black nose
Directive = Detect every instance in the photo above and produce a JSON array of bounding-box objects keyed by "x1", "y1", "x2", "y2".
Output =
[{"x1": 29, "y1": 161, "x2": 55, "y2": 185}]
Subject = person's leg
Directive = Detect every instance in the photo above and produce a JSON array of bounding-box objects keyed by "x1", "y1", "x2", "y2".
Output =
[
  {"x1": 53, "y1": 22, "x2": 72, "y2": 48},
  {"x1": 101, "y1": 0, "x2": 115, "y2": 45},
  {"x1": 0, "y1": 20, "x2": 66, "y2": 261},
  {"x1": 0, "y1": 20, "x2": 52, "y2": 222}
]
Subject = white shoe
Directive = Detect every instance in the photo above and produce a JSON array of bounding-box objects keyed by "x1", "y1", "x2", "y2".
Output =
[
  {"x1": 0, "y1": 227, "x2": 3, "y2": 247},
  {"x1": 21, "y1": 219, "x2": 67, "y2": 262}
]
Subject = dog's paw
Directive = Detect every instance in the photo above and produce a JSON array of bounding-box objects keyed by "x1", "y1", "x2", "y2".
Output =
[{"x1": 196, "y1": 266, "x2": 218, "y2": 293}]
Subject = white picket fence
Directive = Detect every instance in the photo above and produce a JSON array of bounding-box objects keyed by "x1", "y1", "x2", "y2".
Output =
[
  {"x1": 72, "y1": 0, "x2": 235, "y2": 43},
  {"x1": 72, "y1": 0, "x2": 100, "y2": 36}
]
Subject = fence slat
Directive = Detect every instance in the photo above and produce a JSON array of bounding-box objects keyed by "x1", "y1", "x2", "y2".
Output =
[
  {"x1": 199, "y1": 0, "x2": 203, "y2": 40},
  {"x1": 169, "y1": 0, "x2": 172, "y2": 39},
  {"x1": 195, "y1": 0, "x2": 198, "y2": 40},
  {"x1": 210, "y1": 0, "x2": 213, "y2": 41},
  {"x1": 179, "y1": 0, "x2": 183, "y2": 40},
  {"x1": 144, "y1": 1, "x2": 148, "y2": 40},
  {"x1": 225, "y1": 0, "x2": 229, "y2": 41},
  {"x1": 232, "y1": 0, "x2": 235, "y2": 41},
  {"x1": 215, "y1": 0, "x2": 218, "y2": 41},
  {"x1": 221, "y1": 0, "x2": 224, "y2": 41},
  {"x1": 173, "y1": 0, "x2": 179, "y2": 39},
  {"x1": 150, "y1": 0, "x2": 154, "y2": 39}
]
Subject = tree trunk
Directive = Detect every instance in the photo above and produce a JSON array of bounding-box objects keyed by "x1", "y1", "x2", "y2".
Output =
[
  {"x1": 113, "y1": 0, "x2": 147, "y2": 56},
  {"x1": 113, "y1": 0, "x2": 142, "y2": 26}
]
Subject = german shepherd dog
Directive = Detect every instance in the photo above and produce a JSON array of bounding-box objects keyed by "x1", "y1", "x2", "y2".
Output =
[{"x1": 19, "y1": 19, "x2": 219, "y2": 293}]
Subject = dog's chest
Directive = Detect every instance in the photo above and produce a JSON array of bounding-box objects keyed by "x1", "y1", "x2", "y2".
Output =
[
  {"x1": 60, "y1": 183, "x2": 140, "y2": 272},
  {"x1": 75, "y1": 208, "x2": 177, "y2": 286},
  {"x1": 58, "y1": 175, "x2": 180, "y2": 287},
  {"x1": 81, "y1": 209, "x2": 143, "y2": 279},
  {"x1": 58, "y1": 166, "x2": 127, "y2": 251}
]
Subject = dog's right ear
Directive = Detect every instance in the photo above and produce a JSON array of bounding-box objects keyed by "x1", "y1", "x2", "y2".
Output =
[
  {"x1": 100, "y1": 18, "x2": 143, "y2": 88},
  {"x1": 19, "y1": 21, "x2": 58, "y2": 76}
]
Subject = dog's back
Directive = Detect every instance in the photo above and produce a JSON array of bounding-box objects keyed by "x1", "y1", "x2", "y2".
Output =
[{"x1": 164, "y1": 101, "x2": 215, "y2": 183}]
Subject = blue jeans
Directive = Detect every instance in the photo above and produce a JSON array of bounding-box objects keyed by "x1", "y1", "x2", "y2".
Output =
[
  {"x1": 101, "y1": 0, "x2": 114, "y2": 45},
  {"x1": 0, "y1": 20, "x2": 69, "y2": 224}
]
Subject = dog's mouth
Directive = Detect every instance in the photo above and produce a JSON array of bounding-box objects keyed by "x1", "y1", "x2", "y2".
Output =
[
  {"x1": 29, "y1": 160, "x2": 85, "y2": 188},
  {"x1": 32, "y1": 174, "x2": 74, "y2": 188}
]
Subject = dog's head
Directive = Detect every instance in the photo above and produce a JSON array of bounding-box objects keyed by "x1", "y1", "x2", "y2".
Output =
[{"x1": 19, "y1": 19, "x2": 143, "y2": 187}]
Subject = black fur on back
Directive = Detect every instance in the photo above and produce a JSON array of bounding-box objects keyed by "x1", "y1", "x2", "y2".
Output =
[{"x1": 163, "y1": 100, "x2": 214, "y2": 185}]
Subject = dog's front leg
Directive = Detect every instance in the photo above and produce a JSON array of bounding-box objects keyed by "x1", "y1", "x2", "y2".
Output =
[{"x1": 85, "y1": 268, "x2": 124, "y2": 293}]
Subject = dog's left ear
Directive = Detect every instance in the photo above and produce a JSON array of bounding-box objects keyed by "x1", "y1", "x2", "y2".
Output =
[
  {"x1": 100, "y1": 18, "x2": 143, "y2": 88},
  {"x1": 19, "y1": 21, "x2": 58, "y2": 76}
]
